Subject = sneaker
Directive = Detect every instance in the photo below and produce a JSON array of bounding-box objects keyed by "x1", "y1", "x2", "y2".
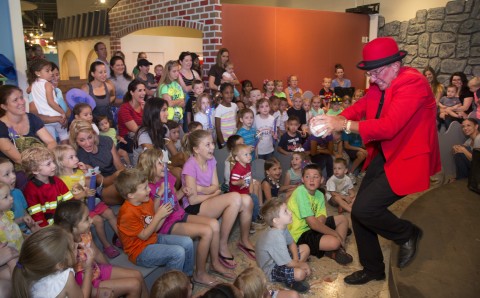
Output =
[
  {"x1": 284, "y1": 280, "x2": 310, "y2": 293},
  {"x1": 347, "y1": 173, "x2": 357, "y2": 185},
  {"x1": 325, "y1": 247, "x2": 353, "y2": 265},
  {"x1": 103, "y1": 245, "x2": 120, "y2": 259},
  {"x1": 249, "y1": 226, "x2": 256, "y2": 234}
]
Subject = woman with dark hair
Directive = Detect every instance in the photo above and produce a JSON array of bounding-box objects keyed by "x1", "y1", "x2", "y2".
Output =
[
  {"x1": 423, "y1": 66, "x2": 444, "y2": 104},
  {"x1": 331, "y1": 64, "x2": 352, "y2": 88},
  {"x1": 117, "y1": 80, "x2": 145, "y2": 156},
  {"x1": 445, "y1": 72, "x2": 474, "y2": 123},
  {"x1": 451, "y1": 118, "x2": 480, "y2": 182},
  {"x1": 81, "y1": 61, "x2": 116, "y2": 121},
  {"x1": 208, "y1": 48, "x2": 229, "y2": 92},
  {"x1": 110, "y1": 56, "x2": 132, "y2": 105},
  {"x1": 178, "y1": 51, "x2": 201, "y2": 99}
]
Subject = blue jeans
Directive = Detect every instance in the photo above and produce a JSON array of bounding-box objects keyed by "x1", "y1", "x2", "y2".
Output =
[
  {"x1": 136, "y1": 234, "x2": 194, "y2": 276},
  {"x1": 454, "y1": 151, "x2": 471, "y2": 179}
]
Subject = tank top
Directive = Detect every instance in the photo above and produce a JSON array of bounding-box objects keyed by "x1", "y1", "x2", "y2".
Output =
[
  {"x1": 180, "y1": 69, "x2": 197, "y2": 99},
  {"x1": 88, "y1": 82, "x2": 112, "y2": 120},
  {"x1": 288, "y1": 168, "x2": 302, "y2": 185}
]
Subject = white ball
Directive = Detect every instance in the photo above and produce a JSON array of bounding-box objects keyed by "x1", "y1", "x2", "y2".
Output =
[{"x1": 310, "y1": 123, "x2": 327, "y2": 137}]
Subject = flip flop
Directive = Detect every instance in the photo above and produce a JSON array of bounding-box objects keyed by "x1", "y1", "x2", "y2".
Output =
[
  {"x1": 191, "y1": 277, "x2": 221, "y2": 289},
  {"x1": 218, "y1": 253, "x2": 237, "y2": 269},
  {"x1": 209, "y1": 269, "x2": 237, "y2": 281},
  {"x1": 237, "y1": 242, "x2": 256, "y2": 260}
]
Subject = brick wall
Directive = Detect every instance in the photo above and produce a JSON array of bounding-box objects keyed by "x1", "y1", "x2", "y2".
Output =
[{"x1": 109, "y1": 0, "x2": 222, "y2": 79}]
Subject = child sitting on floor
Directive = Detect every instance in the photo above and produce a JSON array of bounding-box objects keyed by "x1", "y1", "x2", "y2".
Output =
[
  {"x1": 256, "y1": 199, "x2": 311, "y2": 293},
  {"x1": 96, "y1": 115, "x2": 131, "y2": 166},
  {"x1": 150, "y1": 270, "x2": 192, "y2": 298},
  {"x1": 234, "y1": 266, "x2": 300, "y2": 298},
  {"x1": 326, "y1": 158, "x2": 356, "y2": 213},
  {"x1": 287, "y1": 164, "x2": 353, "y2": 265}
]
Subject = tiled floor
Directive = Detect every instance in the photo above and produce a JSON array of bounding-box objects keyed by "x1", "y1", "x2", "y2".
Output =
[{"x1": 194, "y1": 177, "x2": 431, "y2": 297}]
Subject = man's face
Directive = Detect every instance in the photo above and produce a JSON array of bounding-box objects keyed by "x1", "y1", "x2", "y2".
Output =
[
  {"x1": 95, "y1": 43, "x2": 108, "y2": 60},
  {"x1": 367, "y1": 62, "x2": 399, "y2": 91}
]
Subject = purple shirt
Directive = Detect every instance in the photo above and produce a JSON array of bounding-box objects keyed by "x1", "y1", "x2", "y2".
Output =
[
  {"x1": 181, "y1": 156, "x2": 217, "y2": 205},
  {"x1": 303, "y1": 134, "x2": 333, "y2": 151}
]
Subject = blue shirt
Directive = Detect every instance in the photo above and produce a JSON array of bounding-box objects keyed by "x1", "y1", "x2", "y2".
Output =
[
  {"x1": 342, "y1": 132, "x2": 363, "y2": 148},
  {"x1": 237, "y1": 126, "x2": 257, "y2": 160},
  {"x1": 11, "y1": 188, "x2": 28, "y2": 231}
]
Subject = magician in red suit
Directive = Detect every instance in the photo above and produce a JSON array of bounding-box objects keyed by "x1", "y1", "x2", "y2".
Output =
[{"x1": 311, "y1": 37, "x2": 441, "y2": 285}]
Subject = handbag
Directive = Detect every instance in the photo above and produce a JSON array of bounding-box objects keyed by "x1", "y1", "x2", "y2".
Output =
[{"x1": 468, "y1": 148, "x2": 480, "y2": 194}]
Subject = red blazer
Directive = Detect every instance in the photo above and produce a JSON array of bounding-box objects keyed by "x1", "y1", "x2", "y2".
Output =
[{"x1": 341, "y1": 67, "x2": 441, "y2": 195}]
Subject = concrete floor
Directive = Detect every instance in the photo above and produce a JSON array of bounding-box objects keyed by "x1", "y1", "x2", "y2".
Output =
[{"x1": 193, "y1": 175, "x2": 437, "y2": 297}]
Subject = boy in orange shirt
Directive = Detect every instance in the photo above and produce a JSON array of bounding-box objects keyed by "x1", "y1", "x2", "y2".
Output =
[{"x1": 115, "y1": 168, "x2": 193, "y2": 274}]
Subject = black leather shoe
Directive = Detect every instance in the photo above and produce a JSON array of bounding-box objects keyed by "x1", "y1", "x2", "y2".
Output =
[
  {"x1": 344, "y1": 270, "x2": 386, "y2": 285},
  {"x1": 397, "y1": 225, "x2": 423, "y2": 268}
]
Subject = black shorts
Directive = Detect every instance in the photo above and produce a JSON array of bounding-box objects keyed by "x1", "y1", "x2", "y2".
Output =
[
  {"x1": 184, "y1": 203, "x2": 201, "y2": 215},
  {"x1": 345, "y1": 149, "x2": 359, "y2": 160},
  {"x1": 297, "y1": 216, "x2": 336, "y2": 258}
]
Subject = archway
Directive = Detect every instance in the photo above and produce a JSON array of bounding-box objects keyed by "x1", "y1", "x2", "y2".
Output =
[
  {"x1": 61, "y1": 50, "x2": 80, "y2": 80},
  {"x1": 85, "y1": 49, "x2": 97, "y2": 77}
]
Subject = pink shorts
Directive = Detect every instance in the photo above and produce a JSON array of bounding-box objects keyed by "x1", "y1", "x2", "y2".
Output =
[
  {"x1": 75, "y1": 264, "x2": 113, "y2": 288},
  {"x1": 89, "y1": 202, "x2": 109, "y2": 218}
]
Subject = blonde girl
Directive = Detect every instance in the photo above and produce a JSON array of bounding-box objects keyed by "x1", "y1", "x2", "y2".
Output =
[
  {"x1": 27, "y1": 59, "x2": 68, "y2": 143},
  {"x1": 69, "y1": 120, "x2": 125, "y2": 205},
  {"x1": 12, "y1": 226, "x2": 94, "y2": 298},
  {"x1": 54, "y1": 200, "x2": 148, "y2": 297},
  {"x1": 182, "y1": 130, "x2": 255, "y2": 268},
  {"x1": 234, "y1": 266, "x2": 299, "y2": 298},
  {"x1": 194, "y1": 93, "x2": 215, "y2": 137},
  {"x1": 274, "y1": 80, "x2": 287, "y2": 99},
  {"x1": 286, "y1": 75, "x2": 303, "y2": 106},
  {"x1": 138, "y1": 149, "x2": 235, "y2": 285},
  {"x1": 255, "y1": 98, "x2": 276, "y2": 160},
  {"x1": 263, "y1": 79, "x2": 275, "y2": 99},
  {"x1": 150, "y1": 270, "x2": 192, "y2": 298},
  {"x1": 54, "y1": 145, "x2": 122, "y2": 259},
  {"x1": 157, "y1": 60, "x2": 185, "y2": 123}
]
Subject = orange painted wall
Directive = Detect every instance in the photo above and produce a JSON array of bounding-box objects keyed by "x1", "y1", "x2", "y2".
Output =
[{"x1": 221, "y1": 4, "x2": 369, "y2": 94}]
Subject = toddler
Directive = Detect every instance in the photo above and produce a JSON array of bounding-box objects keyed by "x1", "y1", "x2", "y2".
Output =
[
  {"x1": 288, "y1": 164, "x2": 352, "y2": 265},
  {"x1": 28, "y1": 59, "x2": 68, "y2": 143},
  {"x1": 278, "y1": 116, "x2": 303, "y2": 155},
  {"x1": 274, "y1": 79, "x2": 287, "y2": 99},
  {"x1": 256, "y1": 199, "x2": 311, "y2": 293},
  {"x1": 0, "y1": 180, "x2": 23, "y2": 258},
  {"x1": 319, "y1": 77, "x2": 334, "y2": 111},
  {"x1": 326, "y1": 158, "x2": 356, "y2": 213},
  {"x1": 21, "y1": 147, "x2": 73, "y2": 227},
  {"x1": 236, "y1": 109, "x2": 256, "y2": 158},
  {"x1": 214, "y1": 83, "x2": 238, "y2": 148},
  {"x1": 96, "y1": 115, "x2": 131, "y2": 166},
  {"x1": 255, "y1": 99, "x2": 276, "y2": 160},
  {"x1": 194, "y1": 92, "x2": 215, "y2": 138},
  {"x1": 310, "y1": 95, "x2": 324, "y2": 117},
  {"x1": 0, "y1": 158, "x2": 39, "y2": 234},
  {"x1": 186, "y1": 80, "x2": 205, "y2": 126},
  {"x1": 229, "y1": 144, "x2": 262, "y2": 224},
  {"x1": 263, "y1": 79, "x2": 275, "y2": 99},
  {"x1": 73, "y1": 103, "x2": 100, "y2": 135},
  {"x1": 286, "y1": 75, "x2": 303, "y2": 106},
  {"x1": 223, "y1": 135, "x2": 244, "y2": 191},
  {"x1": 222, "y1": 61, "x2": 240, "y2": 98},
  {"x1": 438, "y1": 84, "x2": 461, "y2": 130},
  {"x1": 53, "y1": 145, "x2": 122, "y2": 258}
]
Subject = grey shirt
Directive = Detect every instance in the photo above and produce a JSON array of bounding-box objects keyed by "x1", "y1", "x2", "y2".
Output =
[
  {"x1": 255, "y1": 227, "x2": 294, "y2": 281},
  {"x1": 439, "y1": 96, "x2": 460, "y2": 107}
]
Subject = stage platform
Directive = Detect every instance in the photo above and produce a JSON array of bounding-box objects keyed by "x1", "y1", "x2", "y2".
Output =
[{"x1": 389, "y1": 180, "x2": 480, "y2": 298}]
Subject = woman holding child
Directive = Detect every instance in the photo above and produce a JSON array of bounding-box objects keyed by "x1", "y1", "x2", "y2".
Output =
[
  {"x1": 70, "y1": 120, "x2": 125, "y2": 205},
  {"x1": 0, "y1": 85, "x2": 56, "y2": 189},
  {"x1": 445, "y1": 72, "x2": 474, "y2": 122},
  {"x1": 208, "y1": 48, "x2": 230, "y2": 92}
]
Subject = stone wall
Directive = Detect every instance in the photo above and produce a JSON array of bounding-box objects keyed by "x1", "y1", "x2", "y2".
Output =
[
  {"x1": 379, "y1": 0, "x2": 480, "y2": 84},
  {"x1": 109, "y1": 0, "x2": 222, "y2": 79}
]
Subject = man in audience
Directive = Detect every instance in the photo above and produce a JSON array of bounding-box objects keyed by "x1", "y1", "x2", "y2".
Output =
[
  {"x1": 94, "y1": 41, "x2": 110, "y2": 77},
  {"x1": 311, "y1": 37, "x2": 441, "y2": 285}
]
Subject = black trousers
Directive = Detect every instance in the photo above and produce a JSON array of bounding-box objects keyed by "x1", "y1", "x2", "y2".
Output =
[{"x1": 351, "y1": 152, "x2": 414, "y2": 274}]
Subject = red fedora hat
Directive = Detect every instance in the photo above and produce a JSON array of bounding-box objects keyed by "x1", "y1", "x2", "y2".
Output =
[{"x1": 357, "y1": 37, "x2": 408, "y2": 70}]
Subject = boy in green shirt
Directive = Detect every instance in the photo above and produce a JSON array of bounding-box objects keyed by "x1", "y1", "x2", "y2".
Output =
[{"x1": 287, "y1": 164, "x2": 353, "y2": 265}]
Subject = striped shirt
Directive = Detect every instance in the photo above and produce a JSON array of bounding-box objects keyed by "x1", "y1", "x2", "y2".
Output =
[{"x1": 214, "y1": 103, "x2": 238, "y2": 141}]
